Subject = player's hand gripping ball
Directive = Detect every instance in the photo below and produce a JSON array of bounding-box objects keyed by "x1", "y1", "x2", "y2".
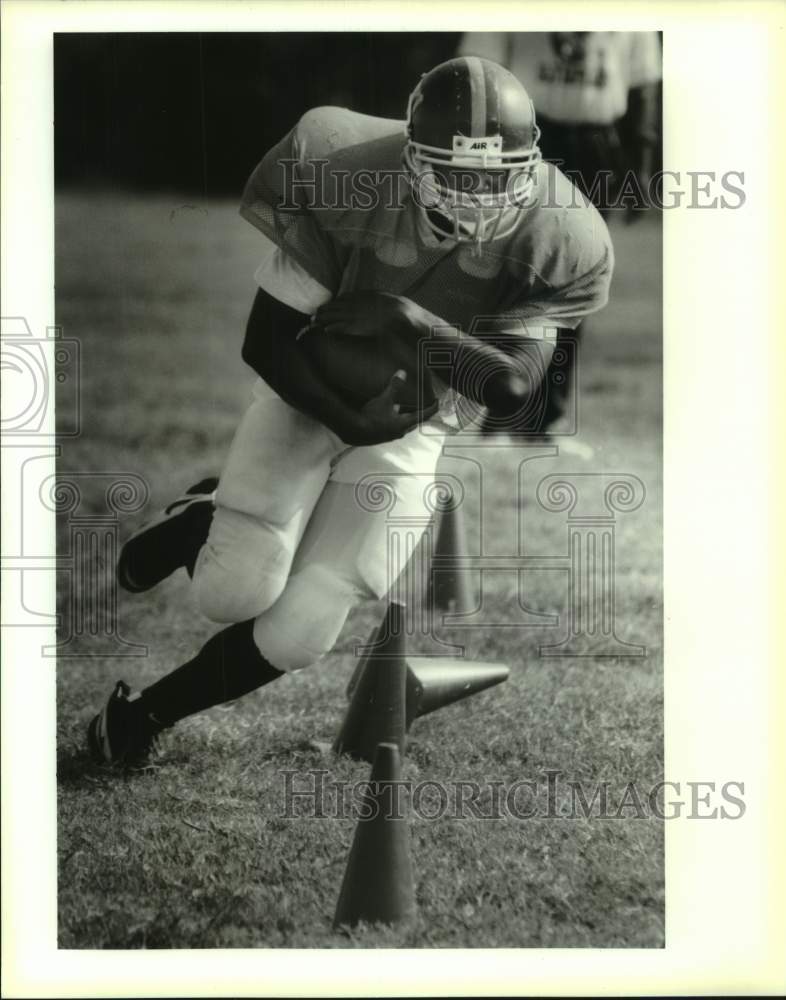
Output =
[
  {"x1": 302, "y1": 292, "x2": 437, "y2": 413},
  {"x1": 314, "y1": 291, "x2": 432, "y2": 341}
]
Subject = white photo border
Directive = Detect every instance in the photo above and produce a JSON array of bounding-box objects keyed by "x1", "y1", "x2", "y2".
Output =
[{"x1": 2, "y1": 1, "x2": 785, "y2": 996}]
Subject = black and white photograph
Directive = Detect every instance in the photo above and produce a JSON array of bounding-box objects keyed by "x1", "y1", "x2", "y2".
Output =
[
  {"x1": 54, "y1": 26, "x2": 665, "y2": 949},
  {"x1": 2, "y1": 1, "x2": 784, "y2": 996}
]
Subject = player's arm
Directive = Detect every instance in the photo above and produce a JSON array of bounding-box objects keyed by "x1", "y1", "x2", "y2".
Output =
[
  {"x1": 242, "y1": 288, "x2": 435, "y2": 446},
  {"x1": 314, "y1": 293, "x2": 546, "y2": 416},
  {"x1": 426, "y1": 321, "x2": 558, "y2": 418}
]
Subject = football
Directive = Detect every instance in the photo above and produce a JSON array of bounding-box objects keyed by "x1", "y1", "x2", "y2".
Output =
[{"x1": 299, "y1": 327, "x2": 436, "y2": 413}]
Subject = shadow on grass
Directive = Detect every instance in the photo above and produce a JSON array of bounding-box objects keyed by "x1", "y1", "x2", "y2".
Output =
[{"x1": 56, "y1": 743, "x2": 192, "y2": 787}]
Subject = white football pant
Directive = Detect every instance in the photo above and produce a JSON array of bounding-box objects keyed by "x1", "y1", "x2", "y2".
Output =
[{"x1": 192, "y1": 390, "x2": 445, "y2": 672}]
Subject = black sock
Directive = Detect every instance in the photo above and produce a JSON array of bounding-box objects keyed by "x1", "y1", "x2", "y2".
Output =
[{"x1": 139, "y1": 620, "x2": 284, "y2": 726}]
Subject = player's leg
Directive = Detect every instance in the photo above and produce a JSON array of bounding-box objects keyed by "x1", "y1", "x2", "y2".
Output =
[
  {"x1": 191, "y1": 392, "x2": 344, "y2": 622},
  {"x1": 91, "y1": 480, "x2": 380, "y2": 768},
  {"x1": 89, "y1": 510, "x2": 349, "y2": 770},
  {"x1": 87, "y1": 619, "x2": 284, "y2": 768},
  {"x1": 116, "y1": 391, "x2": 343, "y2": 599},
  {"x1": 117, "y1": 477, "x2": 218, "y2": 593},
  {"x1": 89, "y1": 395, "x2": 344, "y2": 767},
  {"x1": 250, "y1": 433, "x2": 447, "y2": 674},
  {"x1": 89, "y1": 442, "x2": 444, "y2": 767}
]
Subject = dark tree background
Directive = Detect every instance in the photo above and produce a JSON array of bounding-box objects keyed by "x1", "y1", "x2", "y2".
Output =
[{"x1": 54, "y1": 33, "x2": 460, "y2": 195}]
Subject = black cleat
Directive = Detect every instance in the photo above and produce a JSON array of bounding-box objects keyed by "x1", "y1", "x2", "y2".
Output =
[
  {"x1": 117, "y1": 477, "x2": 217, "y2": 593},
  {"x1": 87, "y1": 680, "x2": 168, "y2": 769}
]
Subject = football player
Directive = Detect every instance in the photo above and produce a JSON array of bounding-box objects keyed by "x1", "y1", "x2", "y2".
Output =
[{"x1": 88, "y1": 57, "x2": 614, "y2": 768}]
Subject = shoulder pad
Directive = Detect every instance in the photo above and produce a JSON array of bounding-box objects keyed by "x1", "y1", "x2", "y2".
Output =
[
  {"x1": 294, "y1": 106, "x2": 406, "y2": 162},
  {"x1": 531, "y1": 162, "x2": 613, "y2": 270}
]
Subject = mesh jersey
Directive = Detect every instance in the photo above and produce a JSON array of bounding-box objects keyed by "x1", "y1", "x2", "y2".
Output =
[{"x1": 240, "y1": 106, "x2": 614, "y2": 333}]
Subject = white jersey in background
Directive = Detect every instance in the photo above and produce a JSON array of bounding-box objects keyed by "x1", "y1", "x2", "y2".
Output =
[{"x1": 459, "y1": 32, "x2": 662, "y2": 125}]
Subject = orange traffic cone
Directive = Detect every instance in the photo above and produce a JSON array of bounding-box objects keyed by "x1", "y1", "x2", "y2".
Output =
[
  {"x1": 333, "y1": 603, "x2": 407, "y2": 762},
  {"x1": 333, "y1": 742, "x2": 416, "y2": 929},
  {"x1": 425, "y1": 496, "x2": 476, "y2": 615}
]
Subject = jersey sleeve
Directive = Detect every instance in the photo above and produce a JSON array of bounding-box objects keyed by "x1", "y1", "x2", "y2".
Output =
[
  {"x1": 517, "y1": 243, "x2": 614, "y2": 330},
  {"x1": 253, "y1": 231, "x2": 332, "y2": 314},
  {"x1": 504, "y1": 195, "x2": 615, "y2": 330},
  {"x1": 239, "y1": 120, "x2": 345, "y2": 295}
]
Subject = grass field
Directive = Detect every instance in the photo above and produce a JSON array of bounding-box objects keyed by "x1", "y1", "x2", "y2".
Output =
[{"x1": 55, "y1": 192, "x2": 663, "y2": 949}]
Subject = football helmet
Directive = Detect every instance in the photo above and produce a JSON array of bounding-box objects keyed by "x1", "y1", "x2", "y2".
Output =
[{"x1": 404, "y1": 56, "x2": 541, "y2": 252}]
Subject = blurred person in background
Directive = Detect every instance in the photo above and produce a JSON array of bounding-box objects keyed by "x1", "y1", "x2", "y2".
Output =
[
  {"x1": 458, "y1": 31, "x2": 661, "y2": 441},
  {"x1": 458, "y1": 31, "x2": 661, "y2": 216}
]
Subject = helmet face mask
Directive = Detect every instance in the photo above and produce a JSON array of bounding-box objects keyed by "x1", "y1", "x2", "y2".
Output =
[
  {"x1": 404, "y1": 57, "x2": 542, "y2": 252},
  {"x1": 403, "y1": 145, "x2": 540, "y2": 247}
]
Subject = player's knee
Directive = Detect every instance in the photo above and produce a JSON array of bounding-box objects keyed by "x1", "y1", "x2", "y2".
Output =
[
  {"x1": 193, "y1": 557, "x2": 289, "y2": 624},
  {"x1": 252, "y1": 564, "x2": 359, "y2": 672}
]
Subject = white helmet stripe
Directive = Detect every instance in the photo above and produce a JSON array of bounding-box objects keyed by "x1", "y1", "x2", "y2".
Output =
[{"x1": 465, "y1": 56, "x2": 487, "y2": 135}]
